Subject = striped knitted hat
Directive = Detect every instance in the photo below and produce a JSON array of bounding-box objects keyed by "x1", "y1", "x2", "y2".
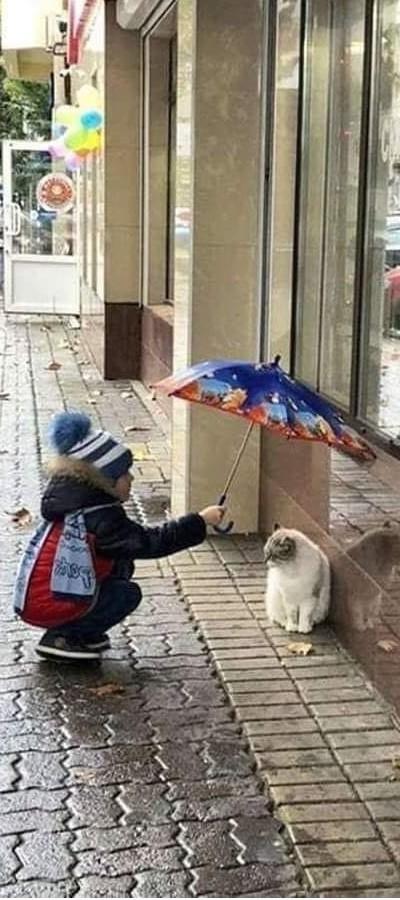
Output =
[{"x1": 49, "y1": 411, "x2": 133, "y2": 482}]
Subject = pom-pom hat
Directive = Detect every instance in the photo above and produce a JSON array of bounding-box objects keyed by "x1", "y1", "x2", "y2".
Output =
[{"x1": 48, "y1": 411, "x2": 133, "y2": 483}]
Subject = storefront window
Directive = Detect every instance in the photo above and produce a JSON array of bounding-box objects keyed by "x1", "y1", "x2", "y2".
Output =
[
  {"x1": 295, "y1": 0, "x2": 365, "y2": 408},
  {"x1": 359, "y1": 0, "x2": 400, "y2": 438},
  {"x1": 267, "y1": 0, "x2": 301, "y2": 365}
]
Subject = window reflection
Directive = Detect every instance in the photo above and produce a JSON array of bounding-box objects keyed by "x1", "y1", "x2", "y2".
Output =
[{"x1": 360, "y1": 0, "x2": 400, "y2": 437}]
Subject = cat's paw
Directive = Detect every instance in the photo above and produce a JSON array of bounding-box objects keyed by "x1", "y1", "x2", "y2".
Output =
[
  {"x1": 285, "y1": 622, "x2": 297, "y2": 632},
  {"x1": 298, "y1": 624, "x2": 313, "y2": 634}
]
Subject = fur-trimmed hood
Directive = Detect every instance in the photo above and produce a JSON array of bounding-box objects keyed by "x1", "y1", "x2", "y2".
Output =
[{"x1": 42, "y1": 456, "x2": 120, "y2": 522}]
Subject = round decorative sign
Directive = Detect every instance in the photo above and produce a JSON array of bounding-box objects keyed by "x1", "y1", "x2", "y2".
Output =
[{"x1": 36, "y1": 173, "x2": 75, "y2": 214}]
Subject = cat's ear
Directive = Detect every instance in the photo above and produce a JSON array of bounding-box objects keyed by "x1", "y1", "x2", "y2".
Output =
[{"x1": 274, "y1": 522, "x2": 280, "y2": 532}]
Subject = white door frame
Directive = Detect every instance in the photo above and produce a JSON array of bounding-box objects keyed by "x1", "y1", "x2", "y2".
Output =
[{"x1": 3, "y1": 139, "x2": 80, "y2": 315}]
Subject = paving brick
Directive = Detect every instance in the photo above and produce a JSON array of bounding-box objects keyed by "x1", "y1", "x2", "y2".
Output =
[
  {"x1": 271, "y1": 782, "x2": 356, "y2": 804},
  {"x1": 75, "y1": 846, "x2": 183, "y2": 877},
  {"x1": 279, "y1": 801, "x2": 368, "y2": 823},
  {"x1": 16, "y1": 832, "x2": 73, "y2": 881},
  {"x1": 0, "y1": 810, "x2": 67, "y2": 836},
  {"x1": 318, "y1": 714, "x2": 392, "y2": 732},
  {"x1": 165, "y1": 776, "x2": 260, "y2": 802},
  {"x1": 178, "y1": 820, "x2": 238, "y2": 867},
  {"x1": 0, "y1": 789, "x2": 68, "y2": 815},
  {"x1": 244, "y1": 718, "x2": 319, "y2": 736},
  {"x1": 256, "y1": 748, "x2": 334, "y2": 769},
  {"x1": 72, "y1": 823, "x2": 176, "y2": 852},
  {"x1": 131, "y1": 871, "x2": 191, "y2": 898},
  {"x1": 296, "y1": 676, "x2": 366, "y2": 691},
  {"x1": 262, "y1": 765, "x2": 346, "y2": 785},
  {"x1": 287, "y1": 820, "x2": 377, "y2": 844},
  {"x1": 336, "y1": 745, "x2": 400, "y2": 764},
  {"x1": 172, "y1": 795, "x2": 269, "y2": 822},
  {"x1": 219, "y1": 664, "x2": 282, "y2": 678},
  {"x1": 357, "y1": 782, "x2": 400, "y2": 800},
  {"x1": 19, "y1": 752, "x2": 66, "y2": 790},
  {"x1": 344, "y1": 762, "x2": 396, "y2": 782},
  {"x1": 190, "y1": 862, "x2": 298, "y2": 897},
  {"x1": 74, "y1": 876, "x2": 132, "y2": 898},
  {"x1": 0, "y1": 835, "x2": 18, "y2": 885},
  {"x1": 231, "y1": 816, "x2": 287, "y2": 864},
  {"x1": 250, "y1": 733, "x2": 326, "y2": 752},
  {"x1": 0, "y1": 883, "x2": 74, "y2": 898},
  {"x1": 68, "y1": 786, "x2": 121, "y2": 829},
  {"x1": 215, "y1": 657, "x2": 280, "y2": 671},
  {"x1": 118, "y1": 783, "x2": 172, "y2": 824},
  {"x1": 297, "y1": 840, "x2": 390, "y2": 865},
  {"x1": 328, "y1": 729, "x2": 400, "y2": 748},
  {"x1": 236, "y1": 704, "x2": 307, "y2": 721},
  {"x1": 305, "y1": 862, "x2": 400, "y2": 891},
  {"x1": 312, "y1": 701, "x2": 386, "y2": 717},
  {"x1": 366, "y1": 800, "x2": 400, "y2": 820}
]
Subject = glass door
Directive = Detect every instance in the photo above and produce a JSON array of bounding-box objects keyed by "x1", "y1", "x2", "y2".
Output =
[{"x1": 3, "y1": 140, "x2": 80, "y2": 315}]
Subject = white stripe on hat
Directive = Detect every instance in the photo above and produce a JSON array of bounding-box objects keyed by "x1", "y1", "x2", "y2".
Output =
[
  {"x1": 93, "y1": 443, "x2": 128, "y2": 468},
  {"x1": 70, "y1": 431, "x2": 112, "y2": 459}
]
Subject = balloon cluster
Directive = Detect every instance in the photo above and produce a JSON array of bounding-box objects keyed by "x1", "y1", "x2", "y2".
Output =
[{"x1": 48, "y1": 85, "x2": 103, "y2": 172}]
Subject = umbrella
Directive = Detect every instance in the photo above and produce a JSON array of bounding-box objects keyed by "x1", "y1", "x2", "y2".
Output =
[{"x1": 154, "y1": 356, "x2": 376, "y2": 533}]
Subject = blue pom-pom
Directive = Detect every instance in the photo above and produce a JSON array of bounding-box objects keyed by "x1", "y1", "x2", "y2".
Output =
[{"x1": 48, "y1": 410, "x2": 92, "y2": 453}]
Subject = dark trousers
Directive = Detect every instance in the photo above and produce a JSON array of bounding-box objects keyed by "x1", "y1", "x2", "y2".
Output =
[{"x1": 56, "y1": 577, "x2": 142, "y2": 640}]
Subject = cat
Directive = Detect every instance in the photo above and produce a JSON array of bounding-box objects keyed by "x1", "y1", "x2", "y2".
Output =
[
  {"x1": 346, "y1": 521, "x2": 400, "y2": 630},
  {"x1": 264, "y1": 526, "x2": 330, "y2": 633}
]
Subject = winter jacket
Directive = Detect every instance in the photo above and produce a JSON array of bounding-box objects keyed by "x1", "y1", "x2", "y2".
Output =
[{"x1": 22, "y1": 456, "x2": 206, "y2": 628}]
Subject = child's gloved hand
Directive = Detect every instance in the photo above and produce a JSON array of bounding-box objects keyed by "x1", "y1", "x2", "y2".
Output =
[{"x1": 199, "y1": 506, "x2": 225, "y2": 526}]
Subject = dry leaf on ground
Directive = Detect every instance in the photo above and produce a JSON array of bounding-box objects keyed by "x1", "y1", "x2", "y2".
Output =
[
  {"x1": 45, "y1": 361, "x2": 62, "y2": 371},
  {"x1": 121, "y1": 391, "x2": 134, "y2": 400},
  {"x1": 7, "y1": 507, "x2": 33, "y2": 527},
  {"x1": 89, "y1": 682, "x2": 125, "y2": 697},
  {"x1": 377, "y1": 639, "x2": 398, "y2": 653},
  {"x1": 287, "y1": 641, "x2": 314, "y2": 656}
]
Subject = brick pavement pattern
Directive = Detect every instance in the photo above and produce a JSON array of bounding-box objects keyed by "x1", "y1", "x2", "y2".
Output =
[
  {"x1": 3, "y1": 317, "x2": 400, "y2": 897},
  {"x1": 0, "y1": 316, "x2": 298, "y2": 898}
]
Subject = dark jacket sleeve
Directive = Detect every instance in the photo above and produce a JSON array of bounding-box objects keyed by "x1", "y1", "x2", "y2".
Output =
[{"x1": 87, "y1": 505, "x2": 206, "y2": 561}]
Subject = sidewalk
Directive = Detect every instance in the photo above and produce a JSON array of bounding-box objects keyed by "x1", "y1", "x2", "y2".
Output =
[{"x1": 1, "y1": 315, "x2": 400, "y2": 897}]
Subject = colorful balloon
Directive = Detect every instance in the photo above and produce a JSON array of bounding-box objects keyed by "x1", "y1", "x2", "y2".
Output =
[
  {"x1": 83, "y1": 131, "x2": 102, "y2": 151},
  {"x1": 77, "y1": 85, "x2": 101, "y2": 110},
  {"x1": 48, "y1": 139, "x2": 67, "y2": 159},
  {"x1": 65, "y1": 127, "x2": 88, "y2": 151},
  {"x1": 65, "y1": 152, "x2": 81, "y2": 172},
  {"x1": 55, "y1": 105, "x2": 80, "y2": 127},
  {"x1": 80, "y1": 109, "x2": 103, "y2": 131}
]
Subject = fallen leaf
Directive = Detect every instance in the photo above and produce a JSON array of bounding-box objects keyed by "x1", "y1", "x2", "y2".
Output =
[
  {"x1": 7, "y1": 507, "x2": 33, "y2": 527},
  {"x1": 377, "y1": 639, "x2": 398, "y2": 653},
  {"x1": 45, "y1": 361, "x2": 62, "y2": 371},
  {"x1": 0, "y1": 393, "x2": 10, "y2": 401},
  {"x1": 88, "y1": 399, "x2": 98, "y2": 405},
  {"x1": 124, "y1": 425, "x2": 151, "y2": 434},
  {"x1": 121, "y1": 391, "x2": 134, "y2": 400},
  {"x1": 89, "y1": 682, "x2": 125, "y2": 697},
  {"x1": 287, "y1": 641, "x2": 314, "y2": 656}
]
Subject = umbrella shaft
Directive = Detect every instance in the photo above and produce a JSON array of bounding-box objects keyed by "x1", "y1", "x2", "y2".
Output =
[{"x1": 221, "y1": 421, "x2": 255, "y2": 499}]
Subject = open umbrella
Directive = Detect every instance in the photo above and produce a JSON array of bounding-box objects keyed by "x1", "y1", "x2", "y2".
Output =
[{"x1": 154, "y1": 356, "x2": 375, "y2": 533}]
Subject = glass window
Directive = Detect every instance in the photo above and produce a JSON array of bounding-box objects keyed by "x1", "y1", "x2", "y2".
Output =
[
  {"x1": 267, "y1": 0, "x2": 301, "y2": 365},
  {"x1": 359, "y1": 0, "x2": 400, "y2": 438},
  {"x1": 295, "y1": 0, "x2": 365, "y2": 408}
]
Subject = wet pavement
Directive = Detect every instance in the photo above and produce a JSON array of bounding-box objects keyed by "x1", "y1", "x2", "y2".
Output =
[{"x1": 0, "y1": 316, "x2": 298, "y2": 898}]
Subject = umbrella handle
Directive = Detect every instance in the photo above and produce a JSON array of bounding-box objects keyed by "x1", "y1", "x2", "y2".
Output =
[{"x1": 213, "y1": 493, "x2": 234, "y2": 534}]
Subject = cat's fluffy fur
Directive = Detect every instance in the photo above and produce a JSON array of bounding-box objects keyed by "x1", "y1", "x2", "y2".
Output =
[{"x1": 264, "y1": 527, "x2": 330, "y2": 633}]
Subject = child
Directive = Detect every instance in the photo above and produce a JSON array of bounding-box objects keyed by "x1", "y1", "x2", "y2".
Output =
[{"x1": 14, "y1": 411, "x2": 224, "y2": 661}]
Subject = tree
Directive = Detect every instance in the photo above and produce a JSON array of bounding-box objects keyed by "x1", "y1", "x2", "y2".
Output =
[{"x1": 0, "y1": 63, "x2": 51, "y2": 141}]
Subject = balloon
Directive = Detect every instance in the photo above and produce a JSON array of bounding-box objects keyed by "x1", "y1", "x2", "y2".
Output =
[
  {"x1": 84, "y1": 131, "x2": 101, "y2": 151},
  {"x1": 53, "y1": 123, "x2": 67, "y2": 139},
  {"x1": 77, "y1": 85, "x2": 101, "y2": 109},
  {"x1": 48, "y1": 139, "x2": 66, "y2": 159},
  {"x1": 55, "y1": 104, "x2": 80, "y2": 127},
  {"x1": 65, "y1": 127, "x2": 88, "y2": 151},
  {"x1": 65, "y1": 152, "x2": 81, "y2": 172},
  {"x1": 76, "y1": 148, "x2": 90, "y2": 158},
  {"x1": 80, "y1": 109, "x2": 103, "y2": 131}
]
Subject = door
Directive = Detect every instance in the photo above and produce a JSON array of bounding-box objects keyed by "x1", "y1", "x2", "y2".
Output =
[{"x1": 2, "y1": 140, "x2": 80, "y2": 315}]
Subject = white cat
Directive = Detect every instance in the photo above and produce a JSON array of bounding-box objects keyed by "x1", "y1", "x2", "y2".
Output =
[{"x1": 264, "y1": 526, "x2": 330, "y2": 633}]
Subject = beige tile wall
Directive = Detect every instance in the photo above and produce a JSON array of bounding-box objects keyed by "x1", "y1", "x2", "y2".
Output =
[{"x1": 171, "y1": 0, "x2": 264, "y2": 531}]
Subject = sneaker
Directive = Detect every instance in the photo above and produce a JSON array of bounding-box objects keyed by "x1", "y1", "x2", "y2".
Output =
[
  {"x1": 36, "y1": 632, "x2": 101, "y2": 661},
  {"x1": 85, "y1": 634, "x2": 111, "y2": 652}
]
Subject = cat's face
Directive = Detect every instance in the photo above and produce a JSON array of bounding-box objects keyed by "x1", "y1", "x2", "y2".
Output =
[{"x1": 264, "y1": 528, "x2": 297, "y2": 565}]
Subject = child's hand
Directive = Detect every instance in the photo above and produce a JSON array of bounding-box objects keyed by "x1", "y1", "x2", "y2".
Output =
[{"x1": 199, "y1": 505, "x2": 225, "y2": 526}]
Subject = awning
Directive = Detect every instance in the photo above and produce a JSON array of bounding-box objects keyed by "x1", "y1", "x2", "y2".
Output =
[{"x1": 67, "y1": 0, "x2": 99, "y2": 63}]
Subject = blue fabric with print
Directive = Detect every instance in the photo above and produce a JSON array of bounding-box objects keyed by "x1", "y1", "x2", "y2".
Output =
[{"x1": 50, "y1": 511, "x2": 96, "y2": 599}]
